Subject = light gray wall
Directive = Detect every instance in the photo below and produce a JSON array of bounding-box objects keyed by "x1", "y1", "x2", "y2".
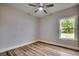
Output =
[
  {"x1": 40, "y1": 6, "x2": 79, "y2": 47},
  {"x1": 0, "y1": 4, "x2": 79, "y2": 51},
  {"x1": 0, "y1": 5, "x2": 38, "y2": 50}
]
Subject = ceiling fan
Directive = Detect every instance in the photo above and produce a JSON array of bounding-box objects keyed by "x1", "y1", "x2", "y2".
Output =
[{"x1": 28, "y1": 3, "x2": 54, "y2": 14}]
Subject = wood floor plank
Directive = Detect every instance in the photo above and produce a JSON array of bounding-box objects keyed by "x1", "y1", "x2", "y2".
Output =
[{"x1": 0, "y1": 41, "x2": 79, "y2": 56}]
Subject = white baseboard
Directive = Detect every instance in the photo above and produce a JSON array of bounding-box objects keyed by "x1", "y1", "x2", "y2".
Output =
[
  {"x1": 0, "y1": 40, "x2": 38, "y2": 53},
  {"x1": 40, "y1": 40, "x2": 79, "y2": 51},
  {"x1": 0, "y1": 39, "x2": 79, "y2": 53}
]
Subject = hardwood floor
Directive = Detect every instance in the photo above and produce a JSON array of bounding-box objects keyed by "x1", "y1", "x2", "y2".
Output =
[{"x1": 0, "y1": 41, "x2": 79, "y2": 56}]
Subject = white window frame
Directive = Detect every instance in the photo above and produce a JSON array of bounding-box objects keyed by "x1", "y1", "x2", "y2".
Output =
[{"x1": 59, "y1": 15, "x2": 78, "y2": 41}]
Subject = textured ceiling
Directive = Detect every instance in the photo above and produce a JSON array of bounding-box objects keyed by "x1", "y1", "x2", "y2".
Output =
[{"x1": 5, "y1": 3, "x2": 77, "y2": 18}]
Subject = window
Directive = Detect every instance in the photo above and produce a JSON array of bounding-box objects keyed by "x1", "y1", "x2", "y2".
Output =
[{"x1": 59, "y1": 16, "x2": 76, "y2": 40}]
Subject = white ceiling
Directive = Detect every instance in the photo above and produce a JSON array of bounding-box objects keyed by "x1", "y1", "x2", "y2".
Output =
[{"x1": 5, "y1": 3, "x2": 77, "y2": 18}]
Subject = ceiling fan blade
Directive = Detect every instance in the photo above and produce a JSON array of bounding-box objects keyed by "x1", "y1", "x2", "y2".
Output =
[
  {"x1": 34, "y1": 9, "x2": 39, "y2": 13},
  {"x1": 43, "y1": 9, "x2": 47, "y2": 14},
  {"x1": 46, "y1": 4, "x2": 54, "y2": 7},
  {"x1": 28, "y1": 4, "x2": 36, "y2": 7}
]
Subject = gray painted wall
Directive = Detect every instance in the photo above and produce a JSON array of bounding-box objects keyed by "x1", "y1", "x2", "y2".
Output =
[
  {"x1": 0, "y1": 5, "x2": 38, "y2": 50},
  {"x1": 40, "y1": 6, "x2": 79, "y2": 47},
  {"x1": 0, "y1": 4, "x2": 79, "y2": 51}
]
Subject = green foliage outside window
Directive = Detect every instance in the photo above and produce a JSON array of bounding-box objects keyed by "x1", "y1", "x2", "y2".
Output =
[{"x1": 61, "y1": 18, "x2": 74, "y2": 33}]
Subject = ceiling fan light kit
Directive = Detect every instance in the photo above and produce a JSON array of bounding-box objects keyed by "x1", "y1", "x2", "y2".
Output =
[{"x1": 38, "y1": 7, "x2": 43, "y2": 11}]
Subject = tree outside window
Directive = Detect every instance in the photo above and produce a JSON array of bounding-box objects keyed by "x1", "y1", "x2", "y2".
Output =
[{"x1": 60, "y1": 17, "x2": 75, "y2": 39}]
